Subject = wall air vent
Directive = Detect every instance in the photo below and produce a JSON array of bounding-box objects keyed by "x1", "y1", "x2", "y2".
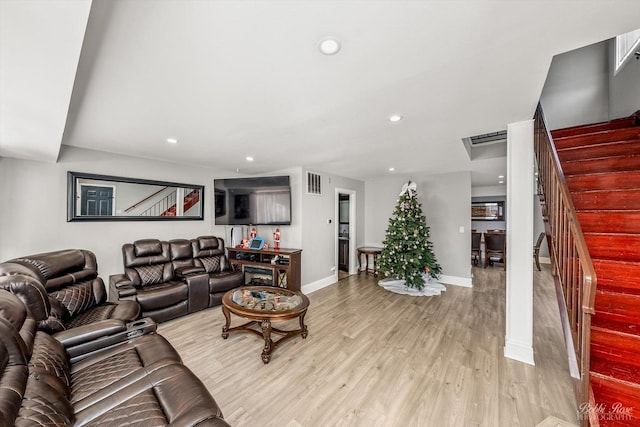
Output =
[
  {"x1": 306, "y1": 171, "x2": 322, "y2": 195},
  {"x1": 470, "y1": 130, "x2": 507, "y2": 146}
]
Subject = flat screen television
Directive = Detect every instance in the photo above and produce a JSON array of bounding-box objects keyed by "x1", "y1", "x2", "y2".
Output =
[{"x1": 214, "y1": 176, "x2": 291, "y2": 225}]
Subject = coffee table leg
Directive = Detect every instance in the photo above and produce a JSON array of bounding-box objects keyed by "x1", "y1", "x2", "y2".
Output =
[
  {"x1": 222, "y1": 306, "x2": 231, "y2": 339},
  {"x1": 299, "y1": 311, "x2": 308, "y2": 339},
  {"x1": 261, "y1": 319, "x2": 273, "y2": 364}
]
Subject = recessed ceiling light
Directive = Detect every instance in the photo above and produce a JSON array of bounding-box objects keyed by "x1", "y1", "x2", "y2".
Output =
[
  {"x1": 499, "y1": 180, "x2": 505, "y2": 184},
  {"x1": 319, "y1": 37, "x2": 341, "y2": 55},
  {"x1": 498, "y1": 175, "x2": 504, "y2": 179},
  {"x1": 389, "y1": 167, "x2": 395, "y2": 172},
  {"x1": 389, "y1": 115, "x2": 403, "y2": 122},
  {"x1": 246, "y1": 156, "x2": 254, "y2": 162},
  {"x1": 166, "y1": 138, "x2": 178, "y2": 144}
]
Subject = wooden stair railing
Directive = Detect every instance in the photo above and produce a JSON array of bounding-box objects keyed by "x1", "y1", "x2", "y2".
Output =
[{"x1": 534, "y1": 103, "x2": 597, "y2": 426}]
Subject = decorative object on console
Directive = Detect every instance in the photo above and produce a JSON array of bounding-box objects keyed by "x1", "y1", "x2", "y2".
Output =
[
  {"x1": 249, "y1": 237, "x2": 265, "y2": 250},
  {"x1": 273, "y1": 227, "x2": 280, "y2": 250}
]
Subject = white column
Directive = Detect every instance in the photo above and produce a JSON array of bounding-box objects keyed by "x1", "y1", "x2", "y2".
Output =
[
  {"x1": 176, "y1": 188, "x2": 185, "y2": 216},
  {"x1": 504, "y1": 119, "x2": 535, "y2": 365}
]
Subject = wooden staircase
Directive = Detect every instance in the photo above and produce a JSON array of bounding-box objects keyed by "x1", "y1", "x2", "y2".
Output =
[
  {"x1": 161, "y1": 189, "x2": 200, "y2": 216},
  {"x1": 551, "y1": 112, "x2": 640, "y2": 426}
]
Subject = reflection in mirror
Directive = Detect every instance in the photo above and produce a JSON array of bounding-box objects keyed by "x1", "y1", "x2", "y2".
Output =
[
  {"x1": 67, "y1": 172, "x2": 204, "y2": 221},
  {"x1": 471, "y1": 201, "x2": 504, "y2": 221}
]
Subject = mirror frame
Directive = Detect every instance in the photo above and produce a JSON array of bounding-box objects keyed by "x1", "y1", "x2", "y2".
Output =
[{"x1": 67, "y1": 171, "x2": 205, "y2": 222}]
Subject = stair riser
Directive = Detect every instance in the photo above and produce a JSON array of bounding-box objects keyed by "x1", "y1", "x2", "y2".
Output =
[
  {"x1": 591, "y1": 330, "x2": 640, "y2": 368},
  {"x1": 558, "y1": 140, "x2": 640, "y2": 162},
  {"x1": 573, "y1": 191, "x2": 640, "y2": 211},
  {"x1": 589, "y1": 375, "x2": 640, "y2": 425},
  {"x1": 563, "y1": 155, "x2": 640, "y2": 176},
  {"x1": 584, "y1": 234, "x2": 640, "y2": 262},
  {"x1": 595, "y1": 291, "x2": 640, "y2": 325},
  {"x1": 551, "y1": 117, "x2": 638, "y2": 139},
  {"x1": 567, "y1": 171, "x2": 640, "y2": 191},
  {"x1": 577, "y1": 212, "x2": 640, "y2": 234},
  {"x1": 554, "y1": 128, "x2": 640, "y2": 150},
  {"x1": 593, "y1": 260, "x2": 640, "y2": 290}
]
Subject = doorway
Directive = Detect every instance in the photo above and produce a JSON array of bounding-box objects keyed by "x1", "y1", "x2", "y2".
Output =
[
  {"x1": 79, "y1": 184, "x2": 115, "y2": 216},
  {"x1": 335, "y1": 188, "x2": 356, "y2": 281}
]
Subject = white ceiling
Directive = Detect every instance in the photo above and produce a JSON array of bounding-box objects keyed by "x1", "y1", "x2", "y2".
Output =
[{"x1": 3, "y1": 1, "x2": 640, "y2": 186}]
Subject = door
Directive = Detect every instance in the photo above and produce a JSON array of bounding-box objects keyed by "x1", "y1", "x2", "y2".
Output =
[{"x1": 81, "y1": 185, "x2": 114, "y2": 216}]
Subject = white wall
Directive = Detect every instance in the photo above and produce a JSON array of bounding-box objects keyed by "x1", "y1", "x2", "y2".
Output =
[
  {"x1": 364, "y1": 172, "x2": 472, "y2": 285},
  {"x1": 0, "y1": 150, "x2": 367, "y2": 293},
  {"x1": 0, "y1": 146, "x2": 230, "y2": 281},
  {"x1": 609, "y1": 38, "x2": 640, "y2": 119},
  {"x1": 300, "y1": 171, "x2": 365, "y2": 287},
  {"x1": 540, "y1": 40, "x2": 609, "y2": 130}
]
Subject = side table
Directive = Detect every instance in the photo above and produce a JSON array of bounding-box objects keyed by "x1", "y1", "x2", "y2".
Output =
[{"x1": 357, "y1": 247, "x2": 383, "y2": 277}]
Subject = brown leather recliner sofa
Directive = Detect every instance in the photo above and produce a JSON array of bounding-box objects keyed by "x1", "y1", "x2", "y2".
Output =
[
  {"x1": 0, "y1": 288, "x2": 230, "y2": 426},
  {"x1": 109, "y1": 236, "x2": 242, "y2": 323},
  {"x1": 0, "y1": 249, "x2": 140, "y2": 333}
]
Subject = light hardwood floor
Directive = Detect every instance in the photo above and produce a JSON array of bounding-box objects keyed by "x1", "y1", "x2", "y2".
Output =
[{"x1": 159, "y1": 266, "x2": 578, "y2": 427}]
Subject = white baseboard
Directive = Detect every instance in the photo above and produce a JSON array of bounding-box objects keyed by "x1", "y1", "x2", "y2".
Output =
[
  {"x1": 504, "y1": 339, "x2": 535, "y2": 365},
  {"x1": 302, "y1": 274, "x2": 337, "y2": 294},
  {"x1": 539, "y1": 256, "x2": 551, "y2": 264},
  {"x1": 439, "y1": 274, "x2": 473, "y2": 288}
]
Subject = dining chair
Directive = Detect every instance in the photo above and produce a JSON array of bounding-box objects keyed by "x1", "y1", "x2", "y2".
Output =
[
  {"x1": 471, "y1": 231, "x2": 482, "y2": 266},
  {"x1": 533, "y1": 232, "x2": 546, "y2": 271},
  {"x1": 484, "y1": 231, "x2": 506, "y2": 270}
]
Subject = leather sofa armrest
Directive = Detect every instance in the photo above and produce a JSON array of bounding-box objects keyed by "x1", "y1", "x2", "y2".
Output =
[
  {"x1": 54, "y1": 317, "x2": 158, "y2": 363},
  {"x1": 175, "y1": 266, "x2": 206, "y2": 278},
  {"x1": 53, "y1": 319, "x2": 126, "y2": 348},
  {"x1": 185, "y1": 273, "x2": 209, "y2": 313},
  {"x1": 109, "y1": 274, "x2": 137, "y2": 302},
  {"x1": 110, "y1": 273, "x2": 132, "y2": 288}
]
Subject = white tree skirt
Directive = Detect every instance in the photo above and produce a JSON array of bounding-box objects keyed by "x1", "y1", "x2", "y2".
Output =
[{"x1": 378, "y1": 273, "x2": 446, "y2": 296}]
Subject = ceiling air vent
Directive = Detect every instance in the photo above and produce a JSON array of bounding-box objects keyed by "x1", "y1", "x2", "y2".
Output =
[
  {"x1": 470, "y1": 130, "x2": 507, "y2": 146},
  {"x1": 306, "y1": 171, "x2": 322, "y2": 195}
]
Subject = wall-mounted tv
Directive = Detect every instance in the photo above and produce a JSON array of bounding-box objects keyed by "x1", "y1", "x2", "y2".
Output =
[{"x1": 214, "y1": 176, "x2": 291, "y2": 225}]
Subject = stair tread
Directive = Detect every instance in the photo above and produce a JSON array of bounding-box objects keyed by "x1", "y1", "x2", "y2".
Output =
[
  {"x1": 572, "y1": 189, "x2": 640, "y2": 211},
  {"x1": 554, "y1": 127, "x2": 640, "y2": 149},
  {"x1": 590, "y1": 359, "x2": 640, "y2": 385},
  {"x1": 562, "y1": 155, "x2": 640, "y2": 175},
  {"x1": 566, "y1": 170, "x2": 640, "y2": 191},
  {"x1": 592, "y1": 317, "x2": 640, "y2": 337},
  {"x1": 597, "y1": 284, "x2": 640, "y2": 296},
  {"x1": 557, "y1": 140, "x2": 640, "y2": 162},
  {"x1": 551, "y1": 116, "x2": 638, "y2": 139}
]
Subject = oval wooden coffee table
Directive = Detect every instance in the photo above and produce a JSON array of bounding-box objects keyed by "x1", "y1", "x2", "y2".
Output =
[{"x1": 221, "y1": 286, "x2": 310, "y2": 363}]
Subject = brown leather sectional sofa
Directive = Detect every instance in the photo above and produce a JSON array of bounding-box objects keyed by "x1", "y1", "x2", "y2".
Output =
[
  {"x1": 0, "y1": 289, "x2": 230, "y2": 426},
  {"x1": 0, "y1": 248, "x2": 231, "y2": 426},
  {"x1": 0, "y1": 249, "x2": 140, "y2": 333},
  {"x1": 109, "y1": 236, "x2": 243, "y2": 323}
]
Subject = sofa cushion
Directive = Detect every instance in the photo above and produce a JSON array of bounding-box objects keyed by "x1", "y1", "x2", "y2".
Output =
[
  {"x1": 196, "y1": 236, "x2": 219, "y2": 250},
  {"x1": 15, "y1": 376, "x2": 74, "y2": 427},
  {"x1": 200, "y1": 256, "x2": 221, "y2": 274},
  {"x1": 64, "y1": 301, "x2": 140, "y2": 330},
  {"x1": 135, "y1": 282, "x2": 188, "y2": 311},
  {"x1": 209, "y1": 270, "x2": 244, "y2": 294},
  {"x1": 133, "y1": 239, "x2": 163, "y2": 257},
  {"x1": 133, "y1": 264, "x2": 165, "y2": 287}
]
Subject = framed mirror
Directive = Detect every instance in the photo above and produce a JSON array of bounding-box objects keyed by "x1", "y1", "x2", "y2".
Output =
[
  {"x1": 67, "y1": 172, "x2": 204, "y2": 221},
  {"x1": 471, "y1": 201, "x2": 504, "y2": 221}
]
